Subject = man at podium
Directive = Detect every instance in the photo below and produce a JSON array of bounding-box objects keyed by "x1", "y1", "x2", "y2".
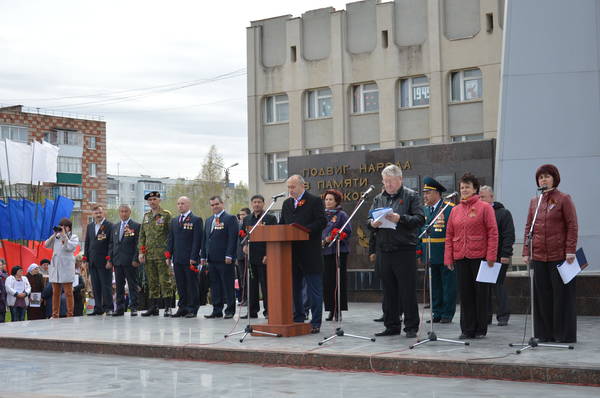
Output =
[{"x1": 279, "y1": 175, "x2": 327, "y2": 333}]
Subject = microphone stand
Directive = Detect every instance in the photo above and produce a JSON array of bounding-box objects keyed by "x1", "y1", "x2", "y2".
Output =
[
  {"x1": 410, "y1": 198, "x2": 467, "y2": 349},
  {"x1": 319, "y1": 190, "x2": 376, "y2": 346},
  {"x1": 509, "y1": 189, "x2": 574, "y2": 353},
  {"x1": 225, "y1": 196, "x2": 282, "y2": 342}
]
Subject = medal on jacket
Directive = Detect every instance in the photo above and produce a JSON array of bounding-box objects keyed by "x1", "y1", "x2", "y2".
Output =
[
  {"x1": 156, "y1": 215, "x2": 164, "y2": 225},
  {"x1": 124, "y1": 226, "x2": 135, "y2": 237}
]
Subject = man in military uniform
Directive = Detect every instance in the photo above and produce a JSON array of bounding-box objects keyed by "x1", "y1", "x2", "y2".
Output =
[
  {"x1": 138, "y1": 191, "x2": 174, "y2": 317},
  {"x1": 417, "y1": 177, "x2": 457, "y2": 323}
]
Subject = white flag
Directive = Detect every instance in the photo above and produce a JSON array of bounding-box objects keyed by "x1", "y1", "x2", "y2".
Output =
[
  {"x1": 4, "y1": 139, "x2": 32, "y2": 184},
  {"x1": 31, "y1": 140, "x2": 58, "y2": 184}
]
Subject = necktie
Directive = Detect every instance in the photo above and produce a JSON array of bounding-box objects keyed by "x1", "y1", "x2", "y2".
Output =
[
  {"x1": 119, "y1": 221, "x2": 125, "y2": 240},
  {"x1": 179, "y1": 215, "x2": 184, "y2": 225}
]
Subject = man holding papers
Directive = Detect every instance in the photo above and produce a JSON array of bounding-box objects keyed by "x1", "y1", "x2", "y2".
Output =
[
  {"x1": 368, "y1": 165, "x2": 425, "y2": 338},
  {"x1": 444, "y1": 173, "x2": 498, "y2": 340},
  {"x1": 523, "y1": 164, "x2": 578, "y2": 344}
]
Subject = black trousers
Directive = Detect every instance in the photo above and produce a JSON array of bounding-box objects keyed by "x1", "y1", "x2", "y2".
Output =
[
  {"x1": 236, "y1": 258, "x2": 247, "y2": 303},
  {"x1": 323, "y1": 253, "x2": 348, "y2": 312},
  {"x1": 208, "y1": 262, "x2": 236, "y2": 316},
  {"x1": 533, "y1": 260, "x2": 577, "y2": 343},
  {"x1": 380, "y1": 248, "x2": 419, "y2": 333},
  {"x1": 456, "y1": 258, "x2": 490, "y2": 337},
  {"x1": 248, "y1": 262, "x2": 268, "y2": 316},
  {"x1": 173, "y1": 262, "x2": 200, "y2": 313},
  {"x1": 115, "y1": 264, "x2": 140, "y2": 311},
  {"x1": 487, "y1": 263, "x2": 510, "y2": 323},
  {"x1": 89, "y1": 264, "x2": 113, "y2": 313}
]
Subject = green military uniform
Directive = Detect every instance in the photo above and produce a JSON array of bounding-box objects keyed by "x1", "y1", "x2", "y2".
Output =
[
  {"x1": 138, "y1": 205, "x2": 174, "y2": 303},
  {"x1": 417, "y1": 177, "x2": 457, "y2": 322}
]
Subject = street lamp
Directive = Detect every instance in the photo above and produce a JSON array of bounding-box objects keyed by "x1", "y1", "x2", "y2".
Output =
[{"x1": 224, "y1": 162, "x2": 239, "y2": 188}]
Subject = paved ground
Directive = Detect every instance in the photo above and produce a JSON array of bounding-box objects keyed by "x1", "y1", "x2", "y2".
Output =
[
  {"x1": 0, "y1": 348, "x2": 598, "y2": 398},
  {"x1": 0, "y1": 303, "x2": 597, "y2": 369}
]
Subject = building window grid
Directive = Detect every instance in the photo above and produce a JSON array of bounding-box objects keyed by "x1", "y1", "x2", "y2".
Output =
[
  {"x1": 44, "y1": 130, "x2": 83, "y2": 146},
  {"x1": 450, "y1": 69, "x2": 483, "y2": 102},
  {"x1": 400, "y1": 76, "x2": 430, "y2": 108},
  {"x1": 54, "y1": 185, "x2": 83, "y2": 200},
  {"x1": 400, "y1": 138, "x2": 430, "y2": 147},
  {"x1": 306, "y1": 88, "x2": 332, "y2": 119},
  {"x1": 144, "y1": 182, "x2": 163, "y2": 191},
  {"x1": 0, "y1": 125, "x2": 28, "y2": 142},
  {"x1": 352, "y1": 83, "x2": 379, "y2": 114},
  {"x1": 88, "y1": 136, "x2": 97, "y2": 149},
  {"x1": 57, "y1": 156, "x2": 82, "y2": 174},
  {"x1": 451, "y1": 134, "x2": 484, "y2": 142},
  {"x1": 89, "y1": 190, "x2": 97, "y2": 203},
  {"x1": 89, "y1": 163, "x2": 97, "y2": 177},
  {"x1": 265, "y1": 152, "x2": 288, "y2": 181},
  {"x1": 351, "y1": 143, "x2": 380, "y2": 151},
  {"x1": 264, "y1": 94, "x2": 289, "y2": 124}
]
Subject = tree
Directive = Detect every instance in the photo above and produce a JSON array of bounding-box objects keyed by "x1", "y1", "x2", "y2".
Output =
[{"x1": 229, "y1": 180, "x2": 250, "y2": 215}]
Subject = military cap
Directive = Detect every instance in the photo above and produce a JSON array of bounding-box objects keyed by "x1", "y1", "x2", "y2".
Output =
[
  {"x1": 422, "y1": 177, "x2": 446, "y2": 193},
  {"x1": 144, "y1": 191, "x2": 161, "y2": 200}
]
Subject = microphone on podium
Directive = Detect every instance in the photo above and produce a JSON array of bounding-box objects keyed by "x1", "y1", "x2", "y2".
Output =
[
  {"x1": 272, "y1": 192, "x2": 287, "y2": 200},
  {"x1": 444, "y1": 192, "x2": 458, "y2": 200},
  {"x1": 361, "y1": 185, "x2": 376, "y2": 199}
]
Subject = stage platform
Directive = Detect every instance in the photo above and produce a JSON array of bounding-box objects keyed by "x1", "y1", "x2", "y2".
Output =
[{"x1": 1, "y1": 303, "x2": 598, "y2": 386}]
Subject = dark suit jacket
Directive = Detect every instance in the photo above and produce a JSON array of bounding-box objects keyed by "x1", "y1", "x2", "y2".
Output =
[
  {"x1": 201, "y1": 211, "x2": 238, "y2": 263},
  {"x1": 109, "y1": 219, "x2": 141, "y2": 267},
  {"x1": 279, "y1": 191, "x2": 327, "y2": 274},
  {"x1": 242, "y1": 212, "x2": 278, "y2": 264},
  {"x1": 84, "y1": 220, "x2": 113, "y2": 267},
  {"x1": 167, "y1": 212, "x2": 203, "y2": 264}
]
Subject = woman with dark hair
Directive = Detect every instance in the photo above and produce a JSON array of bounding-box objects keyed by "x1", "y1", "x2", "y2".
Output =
[
  {"x1": 321, "y1": 189, "x2": 352, "y2": 321},
  {"x1": 44, "y1": 218, "x2": 79, "y2": 318},
  {"x1": 5, "y1": 266, "x2": 31, "y2": 322},
  {"x1": 444, "y1": 173, "x2": 498, "y2": 339},
  {"x1": 523, "y1": 164, "x2": 578, "y2": 343},
  {"x1": 26, "y1": 264, "x2": 46, "y2": 320}
]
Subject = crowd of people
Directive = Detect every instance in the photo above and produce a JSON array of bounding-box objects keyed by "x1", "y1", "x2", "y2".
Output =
[{"x1": 0, "y1": 163, "x2": 579, "y2": 344}]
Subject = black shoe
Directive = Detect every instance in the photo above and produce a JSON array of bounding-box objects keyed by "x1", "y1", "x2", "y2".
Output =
[
  {"x1": 163, "y1": 308, "x2": 172, "y2": 317},
  {"x1": 474, "y1": 333, "x2": 486, "y2": 339},
  {"x1": 440, "y1": 318, "x2": 452, "y2": 324},
  {"x1": 171, "y1": 308, "x2": 187, "y2": 318},
  {"x1": 240, "y1": 314, "x2": 258, "y2": 319},
  {"x1": 426, "y1": 318, "x2": 441, "y2": 324},
  {"x1": 459, "y1": 333, "x2": 475, "y2": 340},
  {"x1": 184, "y1": 313, "x2": 197, "y2": 318},
  {"x1": 112, "y1": 311, "x2": 125, "y2": 317},
  {"x1": 310, "y1": 327, "x2": 320, "y2": 334},
  {"x1": 375, "y1": 328, "x2": 401, "y2": 337},
  {"x1": 373, "y1": 316, "x2": 384, "y2": 322},
  {"x1": 130, "y1": 309, "x2": 138, "y2": 317},
  {"x1": 204, "y1": 313, "x2": 223, "y2": 319},
  {"x1": 325, "y1": 312, "x2": 334, "y2": 321},
  {"x1": 141, "y1": 307, "x2": 159, "y2": 317},
  {"x1": 405, "y1": 331, "x2": 417, "y2": 338},
  {"x1": 224, "y1": 313, "x2": 234, "y2": 319}
]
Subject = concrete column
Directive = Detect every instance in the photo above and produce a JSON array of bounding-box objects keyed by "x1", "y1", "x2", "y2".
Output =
[{"x1": 428, "y1": 0, "x2": 446, "y2": 144}]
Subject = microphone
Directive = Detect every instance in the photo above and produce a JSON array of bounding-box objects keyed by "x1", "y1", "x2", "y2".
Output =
[
  {"x1": 272, "y1": 192, "x2": 287, "y2": 200},
  {"x1": 361, "y1": 185, "x2": 376, "y2": 198},
  {"x1": 537, "y1": 186, "x2": 549, "y2": 192},
  {"x1": 444, "y1": 192, "x2": 458, "y2": 200}
]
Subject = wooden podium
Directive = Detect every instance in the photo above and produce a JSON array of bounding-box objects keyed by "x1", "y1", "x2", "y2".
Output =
[{"x1": 250, "y1": 224, "x2": 312, "y2": 337}]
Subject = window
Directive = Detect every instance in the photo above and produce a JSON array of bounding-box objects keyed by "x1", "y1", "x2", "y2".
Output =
[
  {"x1": 107, "y1": 180, "x2": 119, "y2": 191},
  {"x1": 450, "y1": 69, "x2": 482, "y2": 102},
  {"x1": 89, "y1": 189, "x2": 97, "y2": 203},
  {"x1": 265, "y1": 152, "x2": 288, "y2": 181},
  {"x1": 107, "y1": 196, "x2": 117, "y2": 207},
  {"x1": 264, "y1": 94, "x2": 289, "y2": 123},
  {"x1": 451, "y1": 134, "x2": 484, "y2": 142},
  {"x1": 352, "y1": 83, "x2": 379, "y2": 113},
  {"x1": 89, "y1": 163, "x2": 97, "y2": 177},
  {"x1": 44, "y1": 130, "x2": 83, "y2": 146},
  {"x1": 351, "y1": 143, "x2": 380, "y2": 151},
  {"x1": 402, "y1": 176, "x2": 419, "y2": 191},
  {"x1": 290, "y1": 46, "x2": 297, "y2": 62},
  {"x1": 130, "y1": 183, "x2": 136, "y2": 192},
  {"x1": 88, "y1": 136, "x2": 96, "y2": 149},
  {"x1": 54, "y1": 185, "x2": 83, "y2": 200},
  {"x1": 306, "y1": 88, "x2": 332, "y2": 119},
  {"x1": 0, "y1": 125, "x2": 28, "y2": 142},
  {"x1": 381, "y1": 30, "x2": 389, "y2": 48},
  {"x1": 57, "y1": 157, "x2": 82, "y2": 173},
  {"x1": 144, "y1": 182, "x2": 162, "y2": 191},
  {"x1": 400, "y1": 138, "x2": 430, "y2": 147},
  {"x1": 73, "y1": 200, "x2": 81, "y2": 209},
  {"x1": 305, "y1": 148, "x2": 332, "y2": 155},
  {"x1": 400, "y1": 76, "x2": 430, "y2": 107}
]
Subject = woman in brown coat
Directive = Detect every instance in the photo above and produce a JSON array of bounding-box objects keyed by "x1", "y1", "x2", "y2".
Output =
[
  {"x1": 523, "y1": 164, "x2": 578, "y2": 343},
  {"x1": 26, "y1": 264, "x2": 46, "y2": 320}
]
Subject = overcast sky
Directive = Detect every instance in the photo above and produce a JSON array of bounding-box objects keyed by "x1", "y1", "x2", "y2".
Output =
[{"x1": 0, "y1": 0, "x2": 348, "y2": 184}]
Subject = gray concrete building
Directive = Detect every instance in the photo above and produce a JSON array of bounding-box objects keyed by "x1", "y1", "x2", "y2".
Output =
[{"x1": 247, "y1": 0, "x2": 504, "y2": 207}]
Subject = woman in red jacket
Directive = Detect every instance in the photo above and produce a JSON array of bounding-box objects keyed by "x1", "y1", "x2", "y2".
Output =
[
  {"x1": 444, "y1": 173, "x2": 498, "y2": 339},
  {"x1": 523, "y1": 164, "x2": 578, "y2": 343}
]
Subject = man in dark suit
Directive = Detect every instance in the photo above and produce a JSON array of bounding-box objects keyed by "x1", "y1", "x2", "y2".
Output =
[
  {"x1": 201, "y1": 195, "x2": 238, "y2": 319},
  {"x1": 240, "y1": 195, "x2": 278, "y2": 319},
  {"x1": 167, "y1": 196, "x2": 203, "y2": 318},
  {"x1": 279, "y1": 175, "x2": 327, "y2": 333},
  {"x1": 83, "y1": 205, "x2": 114, "y2": 315},
  {"x1": 108, "y1": 204, "x2": 141, "y2": 316}
]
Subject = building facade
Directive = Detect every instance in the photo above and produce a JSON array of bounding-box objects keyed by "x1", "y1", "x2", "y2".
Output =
[
  {"x1": 0, "y1": 105, "x2": 107, "y2": 237},
  {"x1": 247, "y1": 0, "x2": 504, "y2": 205}
]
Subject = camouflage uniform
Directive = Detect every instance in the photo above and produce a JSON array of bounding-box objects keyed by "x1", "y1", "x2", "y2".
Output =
[{"x1": 138, "y1": 207, "x2": 174, "y2": 301}]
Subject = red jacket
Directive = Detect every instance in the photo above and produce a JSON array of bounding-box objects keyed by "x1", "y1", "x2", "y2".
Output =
[
  {"x1": 444, "y1": 195, "x2": 498, "y2": 265},
  {"x1": 522, "y1": 189, "x2": 578, "y2": 262}
]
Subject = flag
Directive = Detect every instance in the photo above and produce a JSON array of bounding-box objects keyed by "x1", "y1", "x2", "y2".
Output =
[
  {"x1": 31, "y1": 140, "x2": 59, "y2": 184},
  {"x1": 2, "y1": 240, "x2": 36, "y2": 274},
  {"x1": 23, "y1": 200, "x2": 43, "y2": 241},
  {"x1": 39, "y1": 198, "x2": 55, "y2": 241},
  {"x1": 0, "y1": 200, "x2": 9, "y2": 240},
  {"x1": 8, "y1": 198, "x2": 25, "y2": 240},
  {"x1": 50, "y1": 195, "x2": 74, "y2": 231},
  {"x1": 2, "y1": 139, "x2": 32, "y2": 184}
]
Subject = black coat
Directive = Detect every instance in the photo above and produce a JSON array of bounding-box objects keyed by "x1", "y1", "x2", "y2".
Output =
[
  {"x1": 167, "y1": 212, "x2": 203, "y2": 264},
  {"x1": 201, "y1": 212, "x2": 238, "y2": 263},
  {"x1": 84, "y1": 220, "x2": 113, "y2": 267},
  {"x1": 279, "y1": 191, "x2": 327, "y2": 274},
  {"x1": 109, "y1": 220, "x2": 141, "y2": 267},
  {"x1": 242, "y1": 212, "x2": 278, "y2": 264},
  {"x1": 493, "y1": 202, "x2": 515, "y2": 261}
]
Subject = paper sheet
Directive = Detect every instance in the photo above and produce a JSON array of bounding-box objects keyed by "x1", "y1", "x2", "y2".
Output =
[
  {"x1": 476, "y1": 261, "x2": 502, "y2": 284},
  {"x1": 371, "y1": 207, "x2": 397, "y2": 230}
]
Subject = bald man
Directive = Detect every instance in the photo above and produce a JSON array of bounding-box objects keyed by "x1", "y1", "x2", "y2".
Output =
[{"x1": 166, "y1": 196, "x2": 204, "y2": 318}]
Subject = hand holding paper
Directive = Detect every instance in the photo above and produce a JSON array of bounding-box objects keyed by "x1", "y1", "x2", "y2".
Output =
[{"x1": 476, "y1": 260, "x2": 502, "y2": 283}]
